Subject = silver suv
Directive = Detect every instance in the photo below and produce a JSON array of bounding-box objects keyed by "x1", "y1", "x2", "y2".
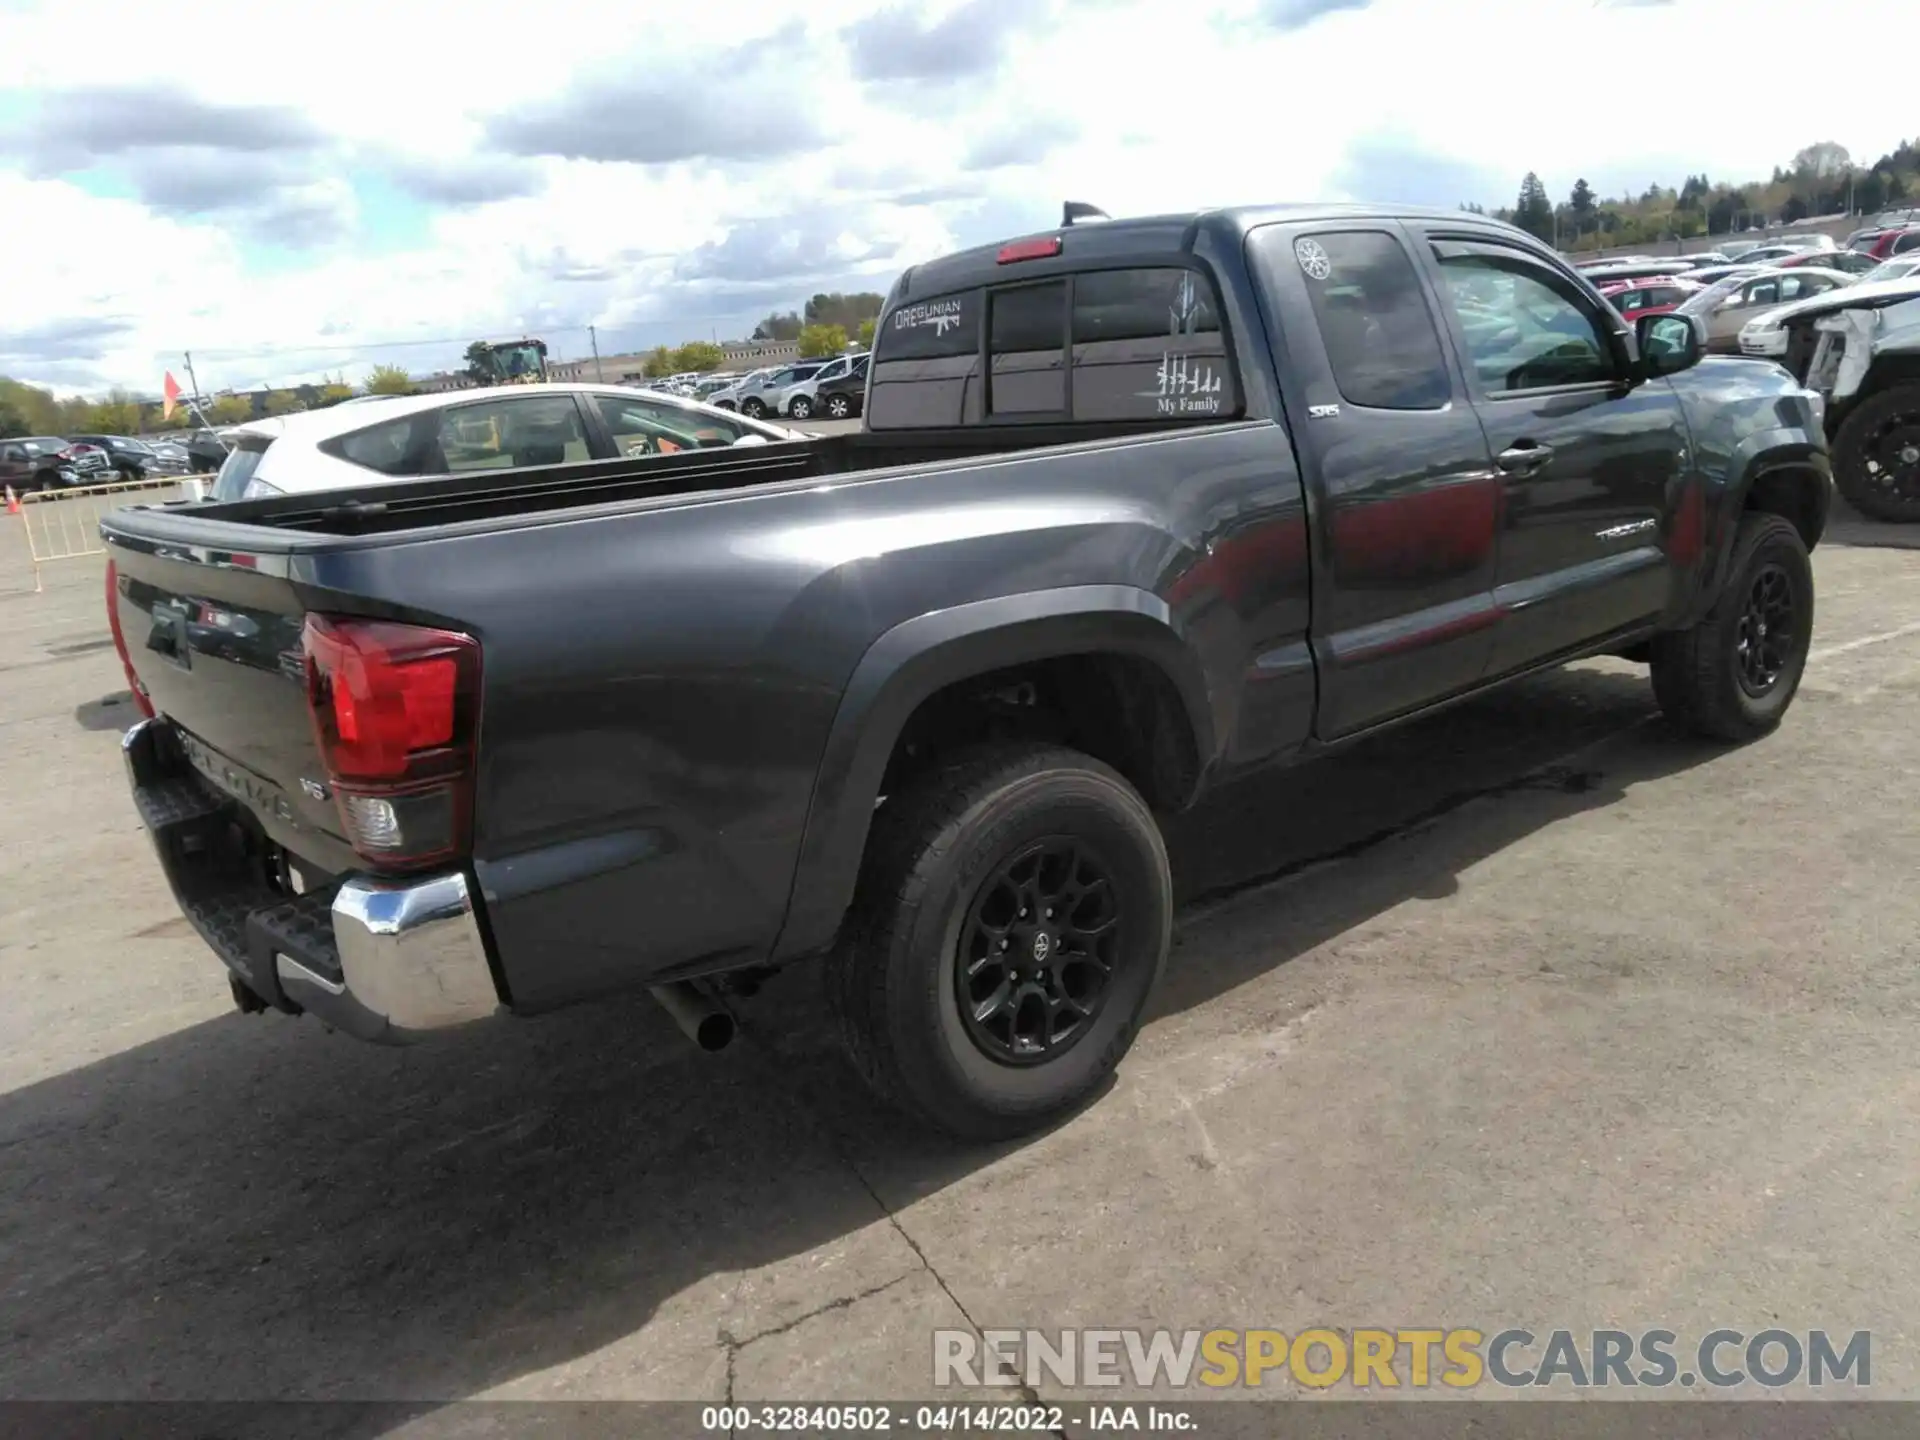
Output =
[{"x1": 709, "y1": 361, "x2": 827, "y2": 418}]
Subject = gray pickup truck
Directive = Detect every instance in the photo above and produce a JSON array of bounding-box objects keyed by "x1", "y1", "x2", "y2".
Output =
[{"x1": 103, "y1": 204, "x2": 1830, "y2": 1139}]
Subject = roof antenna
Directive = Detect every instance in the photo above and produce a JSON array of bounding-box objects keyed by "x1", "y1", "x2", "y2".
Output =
[{"x1": 1062, "y1": 201, "x2": 1110, "y2": 227}]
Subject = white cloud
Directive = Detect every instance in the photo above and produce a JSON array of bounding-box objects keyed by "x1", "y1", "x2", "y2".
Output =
[{"x1": 0, "y1": 0, "x2": 1915, "y2": 395}]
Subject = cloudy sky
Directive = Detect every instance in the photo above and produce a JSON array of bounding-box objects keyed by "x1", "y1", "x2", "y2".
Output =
[{"x1": 0, "y1": 0, "x2": 1913, "y2": 397}]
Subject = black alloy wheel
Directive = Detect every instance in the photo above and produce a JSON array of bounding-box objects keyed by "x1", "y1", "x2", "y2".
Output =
[
  {"x1": 829, "y1": 743, "x2": 1172, "y2": 1140},
  {"x1": 1735, "y1": 563, "x2": 1796, "y2": 697},
  {"x1": 956, "y1": 837, "x2": 1122, "y2": 1066}
]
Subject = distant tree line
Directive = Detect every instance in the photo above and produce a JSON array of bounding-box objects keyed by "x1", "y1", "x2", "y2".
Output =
[
  {"x1": 0, "y1": 370, "x2": 392, "y2": 438},
  {"x1": 1490, "y1": 138, "x2": 1919, "y2": 252}
]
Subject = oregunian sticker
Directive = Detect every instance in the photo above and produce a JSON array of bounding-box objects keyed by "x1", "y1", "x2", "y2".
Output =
[
  {"x1": 1295, "y1": 237, "x2": 1333, "y2": 281},
  {"x1": 891, "y1": 298, "x2": 964, "y2": 337}
]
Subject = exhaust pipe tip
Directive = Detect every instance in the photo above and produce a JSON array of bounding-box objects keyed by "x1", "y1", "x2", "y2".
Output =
[
  {"x1": 693, "y1": 1010, "x2": 736, "y2": 1052},
  {"x1": 650, "y1": 981, "x2": 736, "y2": 1053}
]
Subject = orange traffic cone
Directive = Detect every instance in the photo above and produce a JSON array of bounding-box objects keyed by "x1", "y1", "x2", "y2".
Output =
[{"x1": 4, "y1": 485, "x2": 19, "y2": 516}]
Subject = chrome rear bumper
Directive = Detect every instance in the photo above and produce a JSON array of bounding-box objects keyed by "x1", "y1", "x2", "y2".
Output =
[{"x1": 124, "y1": 716, "x2": 502, "y2": 1042}]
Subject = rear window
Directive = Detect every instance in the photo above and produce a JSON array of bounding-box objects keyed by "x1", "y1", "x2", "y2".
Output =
[
  {"x1": 869, "y1": 264, "x2": 1239, "y2": 429},
  {"x1": 211, "y1": 437, "x2": 273, "y2": 501},
  {"x1": 329, "y1": 414, "x2": 418, "y2": 476}
]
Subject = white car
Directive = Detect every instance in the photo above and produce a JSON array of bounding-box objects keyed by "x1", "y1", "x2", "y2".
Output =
[
  {"x1": 209, "y1": 383, "x2": 805, "y2": 500},
  {"x1": 1858, "y1": 256, "x2": 1920, "y2": 287}
]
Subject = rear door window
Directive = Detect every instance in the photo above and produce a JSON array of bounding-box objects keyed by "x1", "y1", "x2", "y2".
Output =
[
  {"x1": 431, "y1": 394, "x2": 591, "y2": 472},
  {"x1": 1070, "y1": 267, "x2": 1237, "y2": 420},
  {"x1": 331, "y1": 414, "x2": 419, "y2": 476},
  {"x1": 1297, "y1": 231, "x2": 1452, "y2": 409}
]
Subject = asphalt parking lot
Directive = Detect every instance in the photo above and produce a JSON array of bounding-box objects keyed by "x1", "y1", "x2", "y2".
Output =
[{"x1": 4, "y1": 498, "x2": 1920, "y2": 1425}]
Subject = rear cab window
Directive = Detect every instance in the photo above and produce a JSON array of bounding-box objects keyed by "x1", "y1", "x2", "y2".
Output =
[{"x1": 868, "y1": 263, "x2": 1240, "y2": 429}]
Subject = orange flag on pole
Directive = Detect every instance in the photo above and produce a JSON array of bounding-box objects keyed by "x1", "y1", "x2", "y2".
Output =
[{"x1": 162, "y1": 371, "x2": 182, "y2": 420}]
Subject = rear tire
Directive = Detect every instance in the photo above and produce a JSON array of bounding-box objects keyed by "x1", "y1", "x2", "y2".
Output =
[
  {"x1": 1832, "y1": 382, "x2": 1920, "y2": 523},
  {"x1": 828, "y1": 744, "x2": 1172, "y2": 1141},
  {"x1": 742, "y1": 398, "x2": 767, "y2": 419},
  {"x1": 788, "y1": 396, "x2": 814, "y2": 420},
  {"x1": 1650, "y1": 512, "x2": 1813, "y2": 741}
]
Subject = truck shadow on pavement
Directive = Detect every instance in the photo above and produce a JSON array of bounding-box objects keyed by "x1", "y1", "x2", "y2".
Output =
[{"x1": 1, "y1": 664, "x2": 1726, "y2": 1416}]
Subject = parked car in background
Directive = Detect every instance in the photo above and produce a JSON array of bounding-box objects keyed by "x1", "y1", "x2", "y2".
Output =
[
  {"x1": 1846, "y1": 214, "x2": 1920, "y2": 248},
  {"x1": 704, "y1": 368, "x2": 772, "y2": 411},
  {"x1": 1685, "y1": 263, "x2": 1764, "y2": 286},
  {"x1": 710, "y1": 361, "x2": 829, "y2": 418},
  {"x1": 1762, "y1": 275, "x2": 1920, "y2": 521},
  {"x1": 1858, "y1": 256, "x2": 1920, "y2": 286},
  {"x1": 1579, "y1": 259, "x2": 1697, "y2": 285},
  {"x1": 1775, "y1": 233, "x2": 1837, "y2": 252},
  {"x1": 67, "y1": 434, "x2": 189, "y2": 480},
  {"x1": 0, "y1": 436, "x2": 91, "y2": 491},
  {"x1": 810, "y1": 357, "x2": 871, "y2": 421},
  {"x1": 1857, "y1": 227, "x2": 1920, "y2": 261},
  {"x1": 1597, "y1": 276, "x2": 1703, "y2": 322},
  {"x1": 778, "y1": 353, "x2": 869, "y2": 419},
  {"x1": 1734, "y1": 245, "x2": 1814, "y2": 266},
  {"x1": 1773, "y1": 249, "x2": 1880, "y2": 275},
  {"x1": 208, "y1": 384, "x2": 805, "y2": 500},
  {"x1": 1675, "y1": 267, "x2": 1857, "y2": 353}
]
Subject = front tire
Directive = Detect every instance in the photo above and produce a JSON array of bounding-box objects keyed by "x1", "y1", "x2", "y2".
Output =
[
  {"x1": 826, "y1": 395, "x2": 853, "y2": 420},
  {"x1": 1832, "y1": 382, "x2": 1920, "y2": 522},
  {"x1": 829, "y1": 744, "x2": 1172, "y2": 1141},
  {"x1": 1650, "y1": 512, "x2": 1813, "y2": 741},
  {"x1": 788, "y1": 396, "x2": 814, "y2": 420}
]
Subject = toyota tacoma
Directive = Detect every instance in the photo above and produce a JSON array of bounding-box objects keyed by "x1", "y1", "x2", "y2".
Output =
[{"x1": 103, "y1": 204, "x2": 1831, "y2": 1139}]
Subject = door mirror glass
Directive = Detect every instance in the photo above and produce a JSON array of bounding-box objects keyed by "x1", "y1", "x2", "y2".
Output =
[{"x1": 1637, "y1": 313, "x2": 1702, "y2": 378}]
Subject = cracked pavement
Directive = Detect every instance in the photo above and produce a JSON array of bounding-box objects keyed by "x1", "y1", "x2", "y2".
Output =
[{"x1": 4, "y1": 505, "x2": 1920, "y2": 1423}]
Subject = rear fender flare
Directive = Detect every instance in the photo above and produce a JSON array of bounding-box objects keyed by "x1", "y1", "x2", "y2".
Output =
[{"x1": 770, "y1": 585, "x2": 1215, "y2": 963}]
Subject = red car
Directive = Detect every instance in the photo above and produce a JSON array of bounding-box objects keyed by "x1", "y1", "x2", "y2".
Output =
[
  {"x1": 1858, "y1": 226, "x2": 1920, "y2": 260},
  {"x1": 1596, "y1": 275, "x2": 1702, "y2": 321}
]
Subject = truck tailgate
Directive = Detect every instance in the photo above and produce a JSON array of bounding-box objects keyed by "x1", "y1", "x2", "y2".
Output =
[{"x1": 109, "y1": 539, "x2": 356, "y2": 874}]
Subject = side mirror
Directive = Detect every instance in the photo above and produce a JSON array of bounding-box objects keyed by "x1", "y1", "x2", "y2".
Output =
[{"x1": 1637, "y1": 313, "x2": 1702, "y2": 378}]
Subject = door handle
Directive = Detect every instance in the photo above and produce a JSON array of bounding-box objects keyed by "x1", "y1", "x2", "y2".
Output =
[{"x1": 1496, "y1": 442, "x2": 1555, "y2": 474}]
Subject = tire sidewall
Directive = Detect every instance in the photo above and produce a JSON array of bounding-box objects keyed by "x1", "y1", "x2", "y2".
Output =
[
  {"x1": 889, "y1": 771, "x2": 1170, "y2": 1125},
  {"x1": 790, "y1": 398, "x2": 813, "y2": 419},
  {"x1": 827, "y1": 397, "x2": 851, "y2": 419}
]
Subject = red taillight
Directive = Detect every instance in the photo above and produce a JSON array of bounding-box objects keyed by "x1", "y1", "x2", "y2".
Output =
[
  {"x1": 302, "y1": 615, "x2": 481, "y2": 870},
  {"x1": 997, "y1": 235, "x2": 1063, "y2": 264},
  {"x1": 104, "y1": 560, "x2": 155, "y2": 719}
]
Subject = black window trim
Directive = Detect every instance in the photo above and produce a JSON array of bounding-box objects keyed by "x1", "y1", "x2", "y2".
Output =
[
  {"x1": 1425, "y1": 232, "x2": 1631, "y2": 402},
  {"x1": 874, "y1": 258, "x2": 1244, "y2": 429}
]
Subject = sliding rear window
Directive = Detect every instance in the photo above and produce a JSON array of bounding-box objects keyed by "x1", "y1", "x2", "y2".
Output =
[{"x1": 868, "y1": 264, "x2": 1239, "y2": 429}]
